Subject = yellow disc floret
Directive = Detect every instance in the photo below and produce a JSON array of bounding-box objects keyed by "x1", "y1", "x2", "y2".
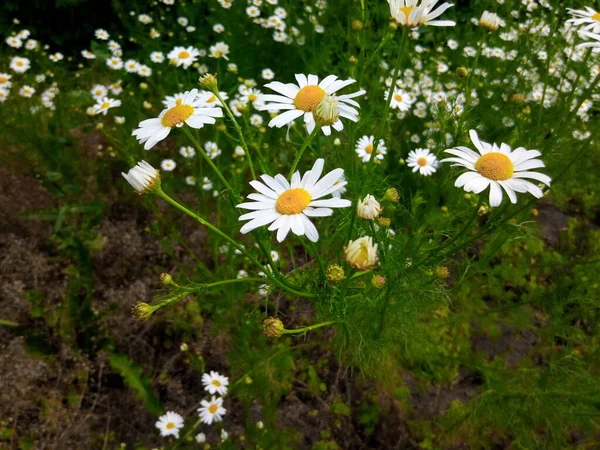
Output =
[
  {"x1": 417, "y1": 157, "x2": 428, "y2": 166},
  {"x1": 294, "y1": 85, "x2": 326, "y2": 112},
  {"x1": 161, "y1": 104, "x2": 194, "y2": 127},
  {"x1": 365, "y1": 144, "x2": 373, "y2": 154},
  {"x1": 166, "y1": 422, "x2": 175, "y2": 430},
  {"x1": 276, "y1": 188, "x2": 311, "y2": 215},
  {"x1": 475, "y1": 153, "x2": 514, "y2": 181},
  {"x1": 592, "y1": 12, "x2": 600, "y2": 22},
  {"x1": 178, "y1": 51, "x2": 190, "y2": 59},
  {"x1": 208, "y1": 404, "x2": 218, "y2": 414},
  {"x1": 212, "y1": 380, "x2": 222, "y2": 387},
  {"x1": 394, "y1": 94, "x2": 403, "y2": 102}
]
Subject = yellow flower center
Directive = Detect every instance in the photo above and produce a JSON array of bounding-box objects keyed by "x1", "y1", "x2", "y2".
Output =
[
  {"x1": 417, "y1": 157, "x2": 428, "y2": 166},
  {"x1": 161, "y1": 103, "x2": 194, "y2": 127},
  {"x1": 294, "y1": 85, "x2": 326, "y2": 112},
  {"x1": 400, "y1": 6, "x2": 413, "y2": 21},
  {"x1": 592, "y1": 12, "x2": 600, "y2": 22},
  {"x1": 214, "y1": 50, "x2": 222, "y2": 57},
  {"x1": 276, "y1": 188, "x2": 311, "y2": 215},
  {"x1": 475, "y1": 153, "x2": 514, "y2": 181},
  {"x1": 394, "y1": 94, "x2": 403, "y2": 102},
  {"x1": 178, "y1": 51, "x2": 190, "y2": 59},
  {"x1": 365, "y1": 144, "x2": 373, "y2": 154},
  {"x1": 101, "y1": 102, "x2": 110, "y2": 109},
  {"x1": 166, "y1": 422, "x2": 175, "y2": 430},
  {"x1": 212, "y1": 380, "x2": 222, "y2": 387},
  {"x1": 0, "y1": 76, "x2": 8, "y2": 83},
  {"x1": 16, "y1": 61, "x2": 24, "y2": 67},
  {"x1": 208, "y1": 404, "x2": 219, "y2": 414},
  {"x1": 248, "y1": 93, "x2": 257, "y2": 102}
]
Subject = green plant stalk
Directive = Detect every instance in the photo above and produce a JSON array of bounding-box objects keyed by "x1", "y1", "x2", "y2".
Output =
[
  {"x1": 155, "y1": 189, "x2": 315, "y2": 298},
  {"x1": 281, "y1": 320, "x2": 336, "y2": 335},
  {"x1": 170, "y1": 417, "x2": 203, "y2": 450},
  {"x1": 203, "y1": 277, "x2": 266, "y2": 289},
  {"x1": 213, "y1": 90, "x2": 257, "y2": 180},
  {"x1": 182, "y1": 126, "x2": 234, "y2": 194},
  {"x1": 288, "y1": 126, "x2": 321, "y2": 179}
]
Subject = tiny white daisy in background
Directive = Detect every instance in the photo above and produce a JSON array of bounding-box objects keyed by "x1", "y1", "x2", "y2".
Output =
[
  {"x1": 93, "y1": 97, "x2": 121, "y2": 115},
  {"x1": 138, "y1": 13, "x2": 152, "y2": 24},
  {"x1": 258, "y1": 284, "x2": 270, "y2": 297},
  {"x1": 0, "y1": 73, "x2": 12, "y2": 87},
  {"x1": 115, "y1": 116, "x2": 125, "y2": 124},
  {"x1": 355, "y1": 136, "x2": 387, "y2": 163},
  {"x1": 49, "y1": 52, "x2": 64, "y2": 62},
  {"x1": 0, "y1": 88, "x2": 10, "y2": 102},
  {"x1": 357, "y1": 195, "x2": 382, "y2": 220},
  {"x1": 168, "y1": 46, "x2": 199, "y2": 68},
  {"x1": 137, "y1": 65, "x2": 152, "y2": 77},
  {"x1": 261, "y1": 73, "x2": 365, "y2": 135},
  {"x1": 155, "y1": 411, "x2": 184, "y2": 439},
  {"x1": 17, "y1": 29, "x2": 31, "y2": 39},
  {"x1": 213, "y1": 23, "x2": 225, "y2": 33},
  {"x1": 567, "y1": 7, "x2": 600, "y2": 34},
  {"x1": 406, "y1": 148, "x2": 438, "y2": 176},
  {"x1": 81, "y1": 50, "x2": 96, "y2": 59},
  {"x1": 150, "y1": 51, "x2": 165, "y2": 63},
  {"x1": 220, "y1": 429, "x2": 229, "y2": 441},
  {"x1": 250, "y1": 114, "x2": 264, "y2": 126},
  {"x1": 209, "y1": 42, "x2": 230, "y2": 60},
  {"x1": 122, "y1": 161, "x2": 160, "y2": 194},
  {"x1": 6, "y1": 36, "x2": 22, "y2": 48},
  {"x1": 237, "y1": 269, "x2": 248, "y2": 279},
  {"x1": 161, "y1": 159, "x2": 176, "y2": 171},
  {"x1": 441, "y1": 130, "x2": 551, "y2": 207},
  {"x1": 577, "y1": 30, "x2": 600, "y2": 50},
  {"x1": 385, "y1": 88, "x2": 414, "y2": 111},
  {"x1": 95, "y1": 28, "x2": 109, "y2": 40},
  {"x1": 133, "y1": 89, "x2": 223, "y2": 150},
  {"x1": 204, "y1": 141, "x2": 222, "y2": 159},
  {"x1": 202, "y1": 371, "x2": 229, "y2": 396},
  {"x1": 262, "y1": 68, "x2": 275, "y2": 80},
  {"x1": 178, "y1": 17, "x2": 189, "y2": 26},
  {"x1": 185, "y1": 176, "x2": 196, "y2": 185},
  {"x1": 10, "y1": 57, "x2": 30, "y2": 73},
  {"x1": 179, "y1": 146, "x2": 196, "y2": 158},
  {"x1": 237, "y1": 158, "x2": 351, "y2": 242},
  {"x1": 202, "y1": 177, "x2": 213, "y2": 190},
  {"x1": 91, "y1": 84, "x2": 108, "y2": 99},
  {"x1": 195, "y1": 433, "x2": 206, "y2": 443},
  {"x1": 19, "y1": 85, "x2": 35, "y2": 97},
  {"x1": 109, "y1": 80, "x2": 122, "y2": 95},
  {"x1": 106, "y1": 57, "x2": 123, "y2": 70},
  {"x1": 387, "y1": 0, "x2": 456, "y2": 28},
  {"x1": 478, "y1": 11, "x2": 503, "y2": 31},
  {"x1": 198, "y1": 396, "x2": 227, "y2": 425},
  {"x1": 124, "y1": 59, "x2": 140, "y2": 73}
]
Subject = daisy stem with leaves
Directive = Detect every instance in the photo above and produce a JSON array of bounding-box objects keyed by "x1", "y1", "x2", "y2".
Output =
[{"x1": 280, "y1": 320, "x2": 336, "y2": 335}]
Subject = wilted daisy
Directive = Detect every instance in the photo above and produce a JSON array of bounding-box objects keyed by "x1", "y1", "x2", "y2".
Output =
[
  {"x1": 345, "y1": 237, "x2": 379, "y2": 270},
  {"x1": 261, "y1": 74, "x2": 365, "y2": 135},
  {"x1": 122, "y1": 161, "x2": 160, "y2": 194},
  {"x1": 441, "y1": 130, "x2": 551, "y2": 207},
  {"x1": 133, "y1": 89, "x2": 223, "y2": 150},
  {"x1": 202, "y1": 371, "x2": 229, "y2": 396},
  {"x1": 10, "y1": 57, "x2": 30, "y2": 73},
  {"x1": 387, "y1": 0, "x2": 456, "y2": 27},
  {"x1": 567, "y1": 7, "x2": 600, "y2": 34},
  {"x1": 168, "y1": 46, "x2": 199, "y2": 68},
  {"x1": 355, "y1": 136, "x2": 387, "y2": 163},
  {"x1": 209, "y1": 42, "x2": 230, "y2": 59},
  {"x1": 237, "y1": 158, "x2": 351, "y2": 242},
  {"x1": 478, "y1": 11, "x2": 503, "y2": 31},
  {"x1": 93, "y1": 97, "x2": 121, "y2": 115},
  {"x1": 406, "y1": 148, "x2": 438, "y2": 176},
  {"x1": 155, "y1": 411, "x2": 184, "y2": 439},
  {"x1": 198, "y1": 396, "x2": 227, "y2": 425},
  {"x1": 357, "y1": 195, "x2": 382, "y2": 220}
]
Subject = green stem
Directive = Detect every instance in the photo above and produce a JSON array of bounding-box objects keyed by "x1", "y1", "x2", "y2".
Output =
[
  {"x1": 213, "y1": 90, "x2": 257, "y2": 180},
  {"x1": 288, "y1": 126, "x2": 321, "y2": 178},
  {"x1": 170, "y1": 417, "x2": 202, "y2": 450},
  {"x1": 155, "y1": 189, "x2": 315, "y2": 298},
  {"x1": 203, "y1": 277, "x2": 266, "y2": 289},
  {"x1": 281, "y1": 320, "x2": 336, "y2": 335},
  {"x1": 380, "y1": 27, "x2": 409, "y2": 133},
  {"x1": 182, "y1": 127, "x2": 234, "y2": 194}
]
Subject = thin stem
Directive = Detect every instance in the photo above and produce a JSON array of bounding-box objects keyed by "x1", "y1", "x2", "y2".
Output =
[
  {"x1": 170, "y1": 417, "x2": 202, "y2": 450},
  {"x1": 203, "y1": 277, "x2": 266, "y2": 289},
  {"x1": 182, "y1": 127, "x2": 234, "y2": 194},
  {"x1": 281, "y1": 320, "x2": 336, "y2": 335},
  {"x1": 379, "y1": 26, "x2": 409, "y2": 136},
  {"x1": 213, "y1": 90, "x2": 257, "y2": 180},
  {"x1": 288, "y1": 126, "x2": 321, "y2": 178},
  {"x1": 155, "y1": 189, "x2": 315, "y2": 298}
]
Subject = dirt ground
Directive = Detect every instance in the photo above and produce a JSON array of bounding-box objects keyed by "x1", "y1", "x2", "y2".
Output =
[{"x1": 0, "y1": 164, "x2": 545, "y2": 449}]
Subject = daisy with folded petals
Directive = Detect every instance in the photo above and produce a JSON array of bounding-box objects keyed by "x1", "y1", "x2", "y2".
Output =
[
  {"x1": 237, "y1": 158, "x2": 351, "y2": 242},
  {"x1": 122, "y1": 161, "x2": 160, "y2": 194},
  {"x1": 260, "y1": 74, "x2": 365, "y2": 135},
  {"x1": 198, "y1": 396, "x2": 226, "y2": 425},
  {"x1": 567, "y1": 7, "x2": 600, "y2": 34},
  {"x1": 93, "y1": 97, "x2": 121, "y2": 115},
  {"x1": 167, "y1": 46, "x2": 199, "y2": 68},
  {"x1": 133, "y1": 89, "x2": 223, "y2": 150},
  {"x1": 387, "y1": 0, "x2": 456, "y2": 27},
  {"x1": 441, "y1": 130, "x2": 551, "y2": 207}
]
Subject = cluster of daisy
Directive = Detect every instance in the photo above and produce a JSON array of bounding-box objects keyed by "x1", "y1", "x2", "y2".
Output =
[{"x1": 155, "y1": 370, "x2": 230, "y2": 442}]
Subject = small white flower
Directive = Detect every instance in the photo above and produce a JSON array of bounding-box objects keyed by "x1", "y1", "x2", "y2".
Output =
[
  {"x1": 179, "y1": 146, "x2": 196, "y2": 158},
  {"x1": 209, "y1": 42, "x2": 230, "y2": 60},
  {"x1": 406, "y1": 148, "x2": 438, "y2": 176},
  {"x1": 355, "y1": 136, "x2": 387, "y2": 163},
  {"x1": 161, "y1": 159, "x2": 176, "y2": 171},
  {"x1": 198, "y1": 396, "x2": 227, "y2": 425},
  {"x1": 95, "y1": 29, "x2": 109, "y2": 40},
  {"x1": 202, "y1": 371, "x2": 229, "y2": 396},
  {"x1": 155, "y1": 411, "x2": 184, "y2": 438},
  {"x1": 195, "y1": 432, "x2": 206, "y2": 443}
]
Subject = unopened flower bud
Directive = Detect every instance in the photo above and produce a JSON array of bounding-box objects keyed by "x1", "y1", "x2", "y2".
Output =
[
  {"x1": 351, "y1": 20, "x2": 363, "y2": 31},
  {"x1": 326, "y1": 264, "x2": 345, "y2": 284},
  {"x1": 314, "y1": 94, "x2": 339, "y2": 126},
  {"x1": 160, "y1": 272, "x2": 177, "y2": 286},
  {"x1": 344, "y1": 237, "x2": 379, "y2": 270},
  {"x1": 456, "y1": 67, "x2": 468, "y2": 78},
  {"x1": 199, "y1": 73, "x2": 218, "y2": 91},
  {"x1": 132, "y1": 302, "x2": 157, "y2": 320},
  {"x1": 383, "y1": 187, "x2": 400, "y2": 203},
  {"x1": 357, "y1": 194, "x2": 382, "y2": 220},
  {"x1": 371, "y1": 275, "x2": 386, "y2": 289},
  {"x1": 435, "y1": 266, "x2": 450, "y2": 279},
  {"x1": 262, "y1": 317, "x2": 284, "y2": 338},
  {"x1": 377, "y1": 217, "x2": 391, "y2": 228}
]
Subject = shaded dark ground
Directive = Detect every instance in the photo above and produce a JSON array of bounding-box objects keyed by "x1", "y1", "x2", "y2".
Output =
[{"x1": 0, "y1": 164, "x2": 561, "y2": 450}]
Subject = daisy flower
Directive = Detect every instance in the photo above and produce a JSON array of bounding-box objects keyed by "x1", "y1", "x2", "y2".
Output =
[
  {"x1": 441, "y1": 130, "x2": 551, "y2": 207},
  {"x1": 132, "y1": 89, "x2": 223, "y2": 150},
  {"x1": 155, "y1": 411, "x2": 184, "y2": 438},
  {"x1": 236, "y1": 158, "x2": 351, "y2": 242},
  {"x1": 161, "y1": 159, "x2": 176, "y2": 171},
  {"x1": 198, "y1": 396, "x2": 227, "y2": 425},
  {"x1": 406, "y1": 148, "x2": 438, "y2": 176},
  {"x1": 260, "y1": 74, "x2": 365, "y2": 135},
  {"x1": 19, "y1": 85, "x2": 35, "y2": 97},
  {"x1": 202, "y1": 371, "x2": 229, "y2": 396},
  {"x1": 355, "y1": 136, "x2": 387, "y2": 163},
  {"x1": 122, "y1": 161, "x2": 160, "y2": 194},
  {"x1": 10, "y1": 57, "x2": 30, "y2": 73},
  {"x1": 81, "y1": 50, "x2": 96, "y2": 59},
  {"x1": 387, "y1": 0, "x2": 456, "y2": 27},
  {"x1": 124, "y1": 59, "x2": 140, "y2": 73},
  {"x1": 91, "y1": 85, "x2": 108, "y2": 99},
  {"x1": 577, "y1": 30, "x2": 600, "y2": 50},
  {"x1": 6, "y1": 36, "x2": 22, "y2": 48},
  {"x1": 0, "y1": 88, "x2": 9, "y2": 102},
  {"x1": 385, "y1": 88, "x2": 414, "y2": 111},
  {"x1": 262, "y1": 68, "x2": 275, "y2": 80},
  {"x1": 0, "y1": 73, "x2": 12, "y2": 87},
  {"x1": 106, "y1": 57, "x2": 123, "y2": 70},
  {"x1": 150, "y1": 51, "x2": 165, "y2": 63},
  {"x1": 167, "y1": 46, "x2": 199, "y2": 68},
  {"x1": 179, "y1": 146, "x2": 196, "y2": 158},
  {"x1": 567, "y1": 7, "x2": 600, "y2": 34},
  {"x1": 95, "y1": 29, "x2": 110, "y2": 40},
  {"x1": 209, "y1": 42, "x2": 230, "y2": 60},
  {"x1": 93, "y1": 97, "x2": 121, "y2": 115}
]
